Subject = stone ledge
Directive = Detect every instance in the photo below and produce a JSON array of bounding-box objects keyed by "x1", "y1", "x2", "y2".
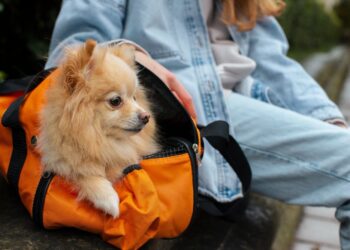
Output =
[
  {"x1": 145, "y1": 194, "x2": 302, "y2": 250},
  {"x1": 0, "y1": 175, "x2": 301, "y2": 250}
]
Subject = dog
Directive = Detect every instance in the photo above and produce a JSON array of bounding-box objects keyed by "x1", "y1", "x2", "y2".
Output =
[{"x1": 38, "y1": 40, "x2": 160, "y2": 218}]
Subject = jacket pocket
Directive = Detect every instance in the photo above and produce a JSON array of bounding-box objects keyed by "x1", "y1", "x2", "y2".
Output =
[{"x1": 251, "y1": 81, "x2": 288, "y2": 108}]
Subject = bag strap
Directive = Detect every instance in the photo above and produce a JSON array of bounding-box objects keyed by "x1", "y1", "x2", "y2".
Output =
[
  {"x1": 199, "y1": 121, "x2": 252, "y2": 220},
  {"x1": 1, "y1": 68, "x2": 55, "y2": 192}
]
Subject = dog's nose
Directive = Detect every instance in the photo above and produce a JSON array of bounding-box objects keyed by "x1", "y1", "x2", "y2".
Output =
[{"x1": 138, "y1": 112, "x2": 150, "y2": 124}]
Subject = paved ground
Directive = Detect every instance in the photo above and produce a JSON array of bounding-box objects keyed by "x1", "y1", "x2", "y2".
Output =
[
  {"x1": 291, "y1": 64, "x2": 350, "y2": 250},
  {"x1": 292, "y1": 207, "x2": 339, "y2": 250}
]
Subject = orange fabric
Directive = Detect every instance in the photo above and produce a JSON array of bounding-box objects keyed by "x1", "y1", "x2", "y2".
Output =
[
  {"x1": 0, "y1": 69, "x2": 199, "y2": 250},
  {"x1": 0, "y1": 95, "x2": 16, "y2": 178}
]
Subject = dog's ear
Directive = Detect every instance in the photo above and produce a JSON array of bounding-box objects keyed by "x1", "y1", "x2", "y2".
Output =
[
  {"x1": 84, "y1": 39, "x2": 96, "y2": 57},
  {"x1": 87, "y1": 45, "x2": 107, "y2": 73},
  {"x1": 61, "y1": 39, "x2": 99, "y2": 95},
  {"x1": 111, "y1": 44, "x2": 136, "y2": 67}
]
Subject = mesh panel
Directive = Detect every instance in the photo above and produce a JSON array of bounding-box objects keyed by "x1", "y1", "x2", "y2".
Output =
[{"x1": 143, "y1": 143, "x2": 187, "y2": 159}]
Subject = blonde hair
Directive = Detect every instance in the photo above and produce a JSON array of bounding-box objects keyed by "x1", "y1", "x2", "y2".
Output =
[{"x1": 221, "y1": 0, "x2": 286, "y2": 31}]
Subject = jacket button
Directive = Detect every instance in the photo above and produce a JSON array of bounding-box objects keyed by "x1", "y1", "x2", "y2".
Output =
[{"x1": 31, "y1": 136, "x2": 37, "y2": 146}]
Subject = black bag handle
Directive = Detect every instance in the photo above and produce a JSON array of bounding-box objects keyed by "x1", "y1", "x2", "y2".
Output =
[
  {"x1": 199, "y1": 121, "x2": 252, "y2": 220},
  {"x1": 1, "y1": 68, "x2": 55, "y2": 192}
]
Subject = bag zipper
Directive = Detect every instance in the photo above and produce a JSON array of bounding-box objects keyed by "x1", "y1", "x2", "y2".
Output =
[{"x1": 143, "y1": 140, "x2": 199, "y2": 161}]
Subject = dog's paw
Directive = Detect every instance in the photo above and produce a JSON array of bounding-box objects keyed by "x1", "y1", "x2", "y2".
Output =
[
  {"x1": 77, "y1": 177, "x2": 120, "y2": 218},
  {"x1": 94, "y1": 191, "x2": 120, "y2": 218}
]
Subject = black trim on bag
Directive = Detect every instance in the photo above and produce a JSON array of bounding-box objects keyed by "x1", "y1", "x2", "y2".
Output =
[
  {"x1": 1, "y1": 96, "x2": 26, "y2": 192},
  {"x1": 32, "y1": 172, "x2": 54, "y2": 227},
  {"x1": 123, "y1": 164, "x2": 142, "y2": 175},
  {"x1": 137, "y1": 64, "x2": 199, "y2": 146},
  {"x1": 6, "y1": 125, "x2": 27, "y2": 193},
  {"x1": 143, "y1": 143, "x2": 187, "y2": 159}
]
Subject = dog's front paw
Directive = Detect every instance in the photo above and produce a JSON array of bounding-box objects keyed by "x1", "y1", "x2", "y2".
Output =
[
  {"x1": 94, "y1": 191, "x2": 120, "y2": 218},
  {"x1": 77, "y1": 177, "x2": 120, "y2": 218}
]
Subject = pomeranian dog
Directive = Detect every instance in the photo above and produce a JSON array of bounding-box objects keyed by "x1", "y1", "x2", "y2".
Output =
[{"x1": 38, "y1": 39, "x2": 160, "y2": 218}]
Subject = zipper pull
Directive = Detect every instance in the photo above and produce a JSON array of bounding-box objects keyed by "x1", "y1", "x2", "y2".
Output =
[
  {"x1": 192, "y1": 143, "x2": 198, "y2": 153},
  {"x1": 192, "y1": 143, "x2": 201, "y2": 165}
]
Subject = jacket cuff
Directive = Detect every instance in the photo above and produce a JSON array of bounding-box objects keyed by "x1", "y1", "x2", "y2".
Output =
[
  {"x1": 309, "y1": 105, "x2": 345, "y2": 122},
  {"x1": 325, "y1": 118, "x2": 348, "y2": 128}
]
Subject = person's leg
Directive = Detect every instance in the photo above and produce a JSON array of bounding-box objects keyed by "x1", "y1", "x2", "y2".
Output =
[{"x1": 225, "y1": 92, "x2": 350, "y2": 249}]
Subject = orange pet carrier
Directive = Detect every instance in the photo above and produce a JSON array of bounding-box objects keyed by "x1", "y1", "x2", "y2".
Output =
[{"x1": 0, "y1": 52, "x2": 251, "y2": 249}]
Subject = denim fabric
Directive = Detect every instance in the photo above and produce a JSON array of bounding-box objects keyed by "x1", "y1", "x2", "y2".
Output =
[
  {"x1": 225, "y1": 92, "x2": 350, "y2": 249},
  {"x1": 46, "y1": 0, "x2": 344, "y2": 121},
  {"x1": 251, "y1": 80, "x2": 288, "y2": 109},
  {"x1": 46, "y1": 0, "x2": 346, "y2": 207}
]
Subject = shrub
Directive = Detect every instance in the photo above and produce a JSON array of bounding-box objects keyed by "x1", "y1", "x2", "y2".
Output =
[
  {"x1": 0, "y1": 0, "x2": 61, "y2": 79},
  {"x1": 278, "y1": 0, "x2": 341, "y2": 53},
  {"x1": 334, "y1": 0, "x2": 350, "y2": 41}
]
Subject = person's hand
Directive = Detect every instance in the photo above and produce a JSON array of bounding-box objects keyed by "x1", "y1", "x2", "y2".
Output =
[
  {"x1": 333, "y1": 122, "x2": 348, "y2": 129},
  {"x1": 326, "y1": 119, "x2": 348, "y2": 129},
  {"x1": 135, "y1": 51, "x2": 197, "y2": 119}
]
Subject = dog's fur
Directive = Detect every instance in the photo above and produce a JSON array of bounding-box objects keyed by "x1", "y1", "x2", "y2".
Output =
[{"x1": 38, "y1": 40, "x2": 160, "y2": 217}]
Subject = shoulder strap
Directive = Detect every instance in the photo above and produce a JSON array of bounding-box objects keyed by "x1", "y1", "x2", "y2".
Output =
[{"x1": 199, "y1": 121, "x2": 252, "y2": 220}]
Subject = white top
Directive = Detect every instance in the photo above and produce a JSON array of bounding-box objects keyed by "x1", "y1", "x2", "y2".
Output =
[{"x1": 200, "y1": 0, "x2": 256, "y2": 92}]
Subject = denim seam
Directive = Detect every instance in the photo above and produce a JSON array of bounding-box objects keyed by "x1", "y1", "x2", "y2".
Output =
[{"x1": 240, "y1": 143, "x2": 350, "y2": 183}]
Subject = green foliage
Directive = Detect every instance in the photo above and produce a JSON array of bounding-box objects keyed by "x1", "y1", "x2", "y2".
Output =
[
  {"x1": 0, "y1": 71, "x2": 7, "y2": 82},
  {"x1": 278, "y1": 0, "x2": 341, "y2": 53},
  {"x1": 335, "y1": 0, "x2": 350, "y2": 28},
  {"x1": 0, "y1": 0, "x2": 61, "y2": 79},
  {"x1": 334, "y1": 0, "x2": 350, "y2": 41}
]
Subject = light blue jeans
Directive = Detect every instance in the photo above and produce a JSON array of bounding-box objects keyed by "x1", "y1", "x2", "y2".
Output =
[{"x1": 225, "y1": 91, "x2": 350, "y2": 249}]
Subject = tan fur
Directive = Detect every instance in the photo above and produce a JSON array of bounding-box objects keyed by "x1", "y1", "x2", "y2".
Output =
[{"x1": 38, "y1": 40, "x2": 160, "y2": 218}]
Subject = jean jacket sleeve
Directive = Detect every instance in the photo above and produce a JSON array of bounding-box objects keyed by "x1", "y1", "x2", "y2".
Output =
[
  {"x1": 46, "y1": 0, "x2": 126, "y2": 68},
  {"x1": 247, "y1": 16, "x2": 344, "y2": 121}
]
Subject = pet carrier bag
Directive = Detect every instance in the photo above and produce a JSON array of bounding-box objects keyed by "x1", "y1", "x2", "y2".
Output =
[{"x1": 0, "y1": 50, "x2": 251, "y2": 249}]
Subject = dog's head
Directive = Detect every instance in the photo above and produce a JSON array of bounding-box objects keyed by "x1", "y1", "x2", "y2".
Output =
[{"x1": 58, "y1": 40, "x2": 152, "y2": 140}]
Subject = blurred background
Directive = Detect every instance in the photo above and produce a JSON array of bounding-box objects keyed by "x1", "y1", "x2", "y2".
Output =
[{"x1": 0, "y1": 0, "x2": 349, "y2": 81}]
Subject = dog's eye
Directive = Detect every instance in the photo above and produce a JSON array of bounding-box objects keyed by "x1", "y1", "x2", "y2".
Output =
[{"x1": 109, "y1": 96, "x2": 122, "y2": 107}]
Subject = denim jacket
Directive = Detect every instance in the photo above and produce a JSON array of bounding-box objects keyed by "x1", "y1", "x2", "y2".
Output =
[{"x1": 46, "y1": 0, "x2": 344, "y2": 202}]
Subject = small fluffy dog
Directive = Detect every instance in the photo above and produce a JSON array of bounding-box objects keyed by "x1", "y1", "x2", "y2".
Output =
[{"x1": 38, "y1": 40, "x2": 160, "y2": 218}]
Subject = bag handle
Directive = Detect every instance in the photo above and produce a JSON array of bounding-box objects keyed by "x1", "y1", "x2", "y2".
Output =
[
  {"x1": 1, "y1": 68, "x2": 54, "y2": 192},
  {"x1": 199, "y1": 121, "x2": 252, "y2": 220}
]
